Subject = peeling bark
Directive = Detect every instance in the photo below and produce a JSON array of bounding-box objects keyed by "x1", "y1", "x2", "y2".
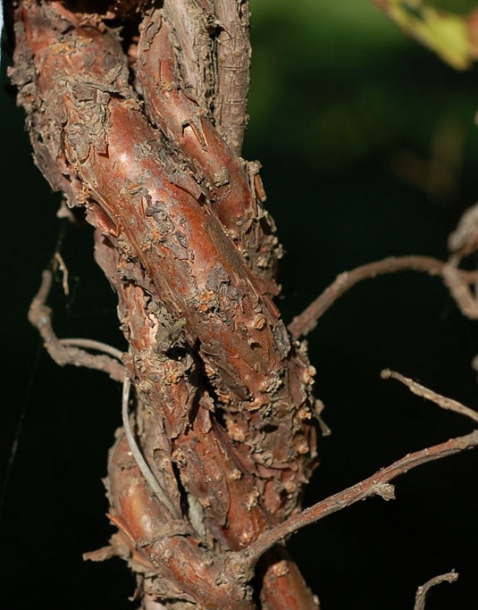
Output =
[{"x1": 10, "y1": 1, "x2": 320, "y2": 607}]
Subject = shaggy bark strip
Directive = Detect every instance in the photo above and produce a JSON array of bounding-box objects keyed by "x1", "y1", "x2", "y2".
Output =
[
  {"x1": 11, "y1": 1, "x2": 319, "y2": 607},
  {"x1": 136, "y1": 7, "x2": 281, "y2": 294},
  {"x1": 94, "y1": 233, "x2": 318, "y2": 607},
  {"x1": 12, "y1": 3, "x2": 478, "y2": 608}
]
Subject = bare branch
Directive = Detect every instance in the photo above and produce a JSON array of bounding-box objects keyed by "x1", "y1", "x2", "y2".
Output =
[
  {"x1": 59, "y1": 338, "x2": 124, "y2": 361},
  {"x1": 381, "y1": 369, "x2": 478, "y2": 424},
  {"x1": 442, "y1": 263, "x2": 478, "y2": 319},
  {"x1": 28, "y1": 270, "x2": 126, "y2": 382},
  {"x1": 414, "y1": 570, "x2": 459, "y2": 610},
  {"x1": 53, "y1": 251, "x2": 69, "y2": 296},
  {"x1": 232, "y1": 429, "x2": 478, "y2": 570},
  {"x1": 288, "y1": 255, "x2": 478, "y2": 340}
]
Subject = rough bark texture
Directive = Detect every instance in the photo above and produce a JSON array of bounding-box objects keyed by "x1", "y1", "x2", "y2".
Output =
[{"x1": 9, "y1": 1, "x2": 320, "y2": 607}]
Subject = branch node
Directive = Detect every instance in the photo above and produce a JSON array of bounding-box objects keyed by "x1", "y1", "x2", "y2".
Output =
[
  {"x1": 29, "y1": 270, "x2": 126, "y2": 381},
  {"x1": 371, "y1": 482, "x2": 395, "y2": 501}
]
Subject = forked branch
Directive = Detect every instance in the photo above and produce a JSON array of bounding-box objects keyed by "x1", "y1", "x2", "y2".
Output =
[
  {"x1": 232, "y1": 371, "x2": 478, "y2": 573},
  {"x1": 28, "y1": 270, "x2": 125, "y2": 382},
  {"x1": 288, "y1": 255, "x2": 478, "y2": 339},
  {"x1": 30, "y1": 269, "x2": 478, "y2": 594},
  {"x1": 30, "y1": 265, "x2": 478, "y2": 604},
  {"x1": 232, "y1": 428, "x2": 478, "y2": 572}
]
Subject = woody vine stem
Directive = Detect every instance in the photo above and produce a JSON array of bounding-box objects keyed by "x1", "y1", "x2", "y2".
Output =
[
  {"x1": 29, "y1": 256, "x2": 478, "y2": 605},
  {"x1": 9, "y1": 0, "x2": 478, "y2": 608}
]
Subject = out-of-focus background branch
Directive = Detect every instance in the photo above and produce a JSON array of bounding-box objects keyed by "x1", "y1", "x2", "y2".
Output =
[{"x1": 1, "y1": 1, "x2": 478, "y2": 608}]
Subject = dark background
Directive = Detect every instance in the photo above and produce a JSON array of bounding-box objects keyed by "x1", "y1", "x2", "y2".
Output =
[{"x1": 2, "y1": 1, "x2": 478, "y2": 608}]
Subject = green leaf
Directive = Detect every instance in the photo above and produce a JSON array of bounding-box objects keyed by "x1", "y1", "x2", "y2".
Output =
[{"x1": 376, "y1": 0, "x2": 477, "y2": 70}]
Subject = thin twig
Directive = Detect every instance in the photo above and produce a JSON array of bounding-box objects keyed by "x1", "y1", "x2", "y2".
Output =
[
  {"x1": 442, "y1": 263, "x2": 478, "y2": 319},
  {"x1": 381, "y1": 369, "x2": 478, "y2": 424},
  {"x1": 53, "y1": 251, "x2": 69, "y2": 296},
  {"x1": 28, "y1": 270, "x2": 125, "y2": 382},
  {"x1": 121, "y1": 377, "x2": 180, "y2": 519},
  {"x1": 232, "y1": 429, "x2": 478, "y2": 571},
  {"x1": 414, "y1": 570, "x2": 459, "y2": 610},
  {"x1": 59, "y1": 338, "x2": 124, "y2": 361},
  {"x1": 31, "y1": 271, "x2": 180, "y2": 517},
  {"x1": 288, "y1": 255, "x2": 478, "y2": 339}
]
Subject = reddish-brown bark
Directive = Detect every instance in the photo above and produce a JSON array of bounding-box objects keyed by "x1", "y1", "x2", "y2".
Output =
[
  {"x1": 136, "y1": 8, "x2": 281, "y2": 295},
  {"x1": 10, "y1": 0, "x2": 320, "y2": 607}
]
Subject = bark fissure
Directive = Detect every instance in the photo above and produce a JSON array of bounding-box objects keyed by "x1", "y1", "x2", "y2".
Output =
[
  {"x1": 12, "y1": 2, "x2": 477, "y2": 608},
  {"x1": 10, "y1": 1, "x2": 319, "y2": 607}
]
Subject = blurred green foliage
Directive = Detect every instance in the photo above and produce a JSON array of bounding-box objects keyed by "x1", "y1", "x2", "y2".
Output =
[
  {"x1": 248, "y1": 0, "x2": 478, "y2": 176},
  {"x1": 435, "y1": 0, "x2": 478, "y2": 10},
  {"x1": 246, "y1": 0, "x2": 478, "y2": 296}
]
